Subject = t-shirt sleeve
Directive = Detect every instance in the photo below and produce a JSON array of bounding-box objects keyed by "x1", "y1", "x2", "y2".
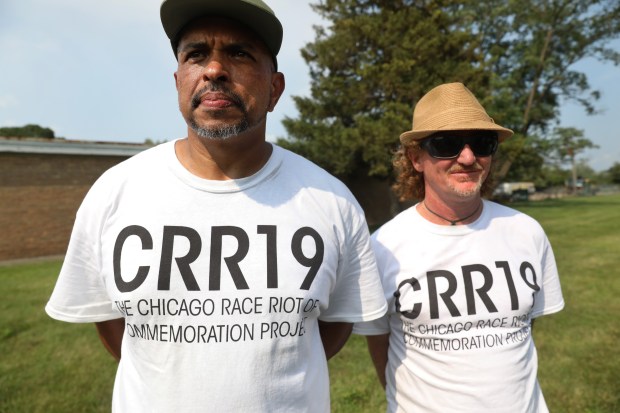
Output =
[
  {"x1": 353, "y1": 232, "x2": 392, "y2": 335},
  {"x1": 318, "y1": 202, "x2": 387, "y2": 323},
  {"x1": 353, "y1": 312, "x2": 391, "y2": 335},
  {"x1": 531, "y1": 234, "x2": 564, "y2": 318},
  {"x1": 45, "y1": 182, "x2": 121, "y2": 323}
]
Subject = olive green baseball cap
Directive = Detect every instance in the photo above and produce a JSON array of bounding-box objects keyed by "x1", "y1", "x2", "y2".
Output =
[{"x1": 160, "y1": 0, "x2": 283, "y2": 61}]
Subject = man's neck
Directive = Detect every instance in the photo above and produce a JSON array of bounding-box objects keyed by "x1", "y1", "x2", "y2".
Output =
[
  {"x1": 175, "y1": 132, "x2": 272, "y2": 180},
  {"x1": 418, "y1": 194, "x2": 483, "y2": 226}
]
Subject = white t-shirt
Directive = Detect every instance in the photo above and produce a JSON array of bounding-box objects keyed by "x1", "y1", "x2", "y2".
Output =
[
  {"x1": 354, "y1": 201, "x2": 564, "y2": 413},
  {"x1": 46, "y1": 141, "x2": 387, "y2": 413}
]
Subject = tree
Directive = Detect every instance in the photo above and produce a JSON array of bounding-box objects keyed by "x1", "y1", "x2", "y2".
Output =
[
  {"x1": 279, "y1": 0, "x2": 620, "y2": 187},
  {"x1": 279, "y1": 0, "x2": 489, "y2": 178},
  {"x1": 488, "y1": 0, "x2": 620, "y2": 181},
  {"x1": 0, "y1": 124, "x2": 55, "y2": 139},
  {"x1": 606, "y1": 162, "x2": 620, "y2": 184},
  {"x1": 539, "y1": 164, "x2": 569, "y2": 189},
  {"x1": 545, "y1": 127, "x2": 598, "y2": 192},
  {"x1": 502, "y1": 136, "x2": 546, "y2": 184}
]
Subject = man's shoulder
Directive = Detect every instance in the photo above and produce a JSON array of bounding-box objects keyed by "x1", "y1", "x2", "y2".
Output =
[
  {"x1": 372, "y1": 207, "x2": 417, "y2": 239},
  {"x1": 98, "y1": 140, "x2": 173, "y2": 180},
  {"x1": 484, "y1": 200, "x2": 546, "y2": 232},
  {"x1": 112, "y1": 140, "x2": 173, "y2": 169},
  {"x1": 274, "y1": 145, "x2": 353, "y2": 194},
  {"x1": 275, "y1": 145, "x2": 334, "y2": 174},
  {"x1": 82, "y1": 141, "x2": 174, "y2": 203},
  {"x1": 485, "y1": 200, "x2": 534, "y2": 220}
]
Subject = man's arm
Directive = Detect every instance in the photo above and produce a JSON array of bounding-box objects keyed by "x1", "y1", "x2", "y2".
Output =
[
  {"x1": 366, "y1": 333, "x2": 390, "y2": 388},
  {"x1": 318, "y1": 320, "x2": 353, "y2": 360},
  {"x1": 95, "y1": 318, "x2": 125, "y2": 362}
]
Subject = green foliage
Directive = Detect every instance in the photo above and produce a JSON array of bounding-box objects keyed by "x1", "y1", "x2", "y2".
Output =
[
  {"x1": 501, "y1": 127, "x2": 598, "y2": 188},
  {"x1": 280, "y1": 0, "x2": 620, "y2": 183},
  {"x1": 501, "y1": 135, "x2": 546, "y2": 183},
  {"x1": 280, "y1": 0, "x2": 489, "y2": 178},
  {"x1": 545, "y1": 127, "x2": 598, "y2": 165},
  {"x1": 0, "y1": 124, "x2": 55, "y2": 139},
  {"x1": 542, "y1": 127, "x2": 599, "y2": 191},
  {"x1": 574, "y1": 161, "x2": 599, "y2": 182},
  {"x1": 538, "y1": 165, "x2": 570, "y2": 188},
  {"x1": 606, "y1": 162, "x2": 620, "y2": 183}
]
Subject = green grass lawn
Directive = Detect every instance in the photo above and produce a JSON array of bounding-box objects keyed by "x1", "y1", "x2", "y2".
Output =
[{"x1": 1, "y1": 194, "x2": 619, "y2": 412}]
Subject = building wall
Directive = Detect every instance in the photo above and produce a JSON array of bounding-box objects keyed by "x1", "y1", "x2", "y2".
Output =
[
  {"x1": 0, "y1": 153, "x2": 128, "y2": 261},
  {"x1": 0, "y1": 150, "x2": 403, "y2": 261}
]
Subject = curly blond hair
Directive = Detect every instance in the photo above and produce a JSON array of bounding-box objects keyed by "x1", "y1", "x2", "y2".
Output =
[{"x1": 391, "y1": 142, "x2": 495, "y2": 202}]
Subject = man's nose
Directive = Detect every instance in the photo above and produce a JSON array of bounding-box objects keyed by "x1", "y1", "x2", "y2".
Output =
[
  {"x1": 202, "y1": 58, "x2": 229, "y2": 82},
  {"x1": 457, "y1": 144, "x2": 476, "y2": 164}
]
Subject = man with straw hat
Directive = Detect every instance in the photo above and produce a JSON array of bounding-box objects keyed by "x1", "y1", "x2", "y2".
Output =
[
  {"x1": 354, "y1": 82, "x2": 564, "y2": 412},
  {"x1": 45, "y1": 0, "x2": 387, "y2": 411}
]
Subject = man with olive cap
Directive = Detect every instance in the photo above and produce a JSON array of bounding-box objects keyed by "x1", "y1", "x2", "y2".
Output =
[
  {"x1": 45, "y1": 1, "x2": 387, "y2": 411},
  {"x1": 354, "y1": 82, "x2": 564, "y2": 412}
]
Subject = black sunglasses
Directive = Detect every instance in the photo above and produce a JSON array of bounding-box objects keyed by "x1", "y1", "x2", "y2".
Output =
[{"x1": 419, "y1": 131, "x2": 499, "y2": 159}]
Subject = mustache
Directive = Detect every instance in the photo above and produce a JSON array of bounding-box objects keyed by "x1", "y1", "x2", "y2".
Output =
[
  {"x1": 191, "y1": 82, "x2": 245, "y2": 110},
  {"x1": 448, "y1": 164, "x2": 484, "y2": 173}
]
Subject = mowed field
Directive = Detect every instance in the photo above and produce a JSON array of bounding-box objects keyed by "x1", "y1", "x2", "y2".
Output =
[{"x1": 1, "y1": 194, "x2": 619, "y2": 412}]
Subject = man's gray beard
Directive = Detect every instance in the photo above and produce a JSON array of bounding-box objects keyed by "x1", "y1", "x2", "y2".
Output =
[
  {"x1": 447, "y1": 175, "x2": 485, "y2": 198},
  {"x1": 450, "y1": 182, "x2": 482, "y2": 198},
  {"x1": 189, "y1": 117, "x2": 250, "y2": 140}
]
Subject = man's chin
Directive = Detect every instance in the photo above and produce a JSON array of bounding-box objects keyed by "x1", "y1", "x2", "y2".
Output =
[
  {"x1": 448, "y1": 181, "x2": 483, "y2": 198},
  {"x1": 189, "y1": 120, "x2": 249, "y2": 141}
]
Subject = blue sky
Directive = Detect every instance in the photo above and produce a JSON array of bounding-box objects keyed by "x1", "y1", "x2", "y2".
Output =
[{"x1": 1, "y1": 0, "x2": 618, "y2": 171}]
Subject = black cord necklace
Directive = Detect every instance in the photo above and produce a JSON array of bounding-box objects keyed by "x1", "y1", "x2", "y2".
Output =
[{"x1": 423, "y1": 201, "x2": 482, "y2": 226}]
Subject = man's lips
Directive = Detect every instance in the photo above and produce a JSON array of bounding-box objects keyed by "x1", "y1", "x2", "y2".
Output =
[
  {"x1": 198, "y1": 94, "x2": 234, "y2": 109},
  {"x1": 200, "y1": 97, "x2": 233, "y2": 109},
  {"x1": 451, "y1": 169, "x2": 482, "y2": 174}
]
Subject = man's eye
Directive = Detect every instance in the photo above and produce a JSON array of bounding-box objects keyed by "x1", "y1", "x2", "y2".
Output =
[
  {"x1": 231, "y1": 49, "x2": 253, "y2": 60},
  {"x1": 187, "y1": 51, "x2": 204, "y2": 60}
]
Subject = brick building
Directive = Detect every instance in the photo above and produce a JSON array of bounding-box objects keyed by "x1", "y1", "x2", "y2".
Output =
[
  {"x1": 0, "y1": 137, "x2": 150, "y2": 261},
  {"x1": 1, "y1": 136, "x2": 401, "y2": 262}
]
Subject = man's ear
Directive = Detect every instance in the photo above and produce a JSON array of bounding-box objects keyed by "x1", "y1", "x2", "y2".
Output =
[
  {"x1": 174, "y1": 72, "x2": 179, "y2": 92},
  {"x1": 407, "y1": 147, "x2": 424, "y2": 173},
  {"x1": 267, "y1": 72, "x2": 285, "y2": 112}
]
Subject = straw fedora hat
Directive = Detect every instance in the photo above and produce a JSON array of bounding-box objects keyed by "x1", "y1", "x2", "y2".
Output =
[{"x1": 399, "y1": 82, "x2": 513, "y2": 144}]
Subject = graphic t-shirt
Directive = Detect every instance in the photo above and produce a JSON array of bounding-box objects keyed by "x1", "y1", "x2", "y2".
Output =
[
  {"x1": 354, "y1": 202, "x2": 564, "y2": 413},
  {"x1": 46, "y1": 141, "x2": 387, "y2": 413}
]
